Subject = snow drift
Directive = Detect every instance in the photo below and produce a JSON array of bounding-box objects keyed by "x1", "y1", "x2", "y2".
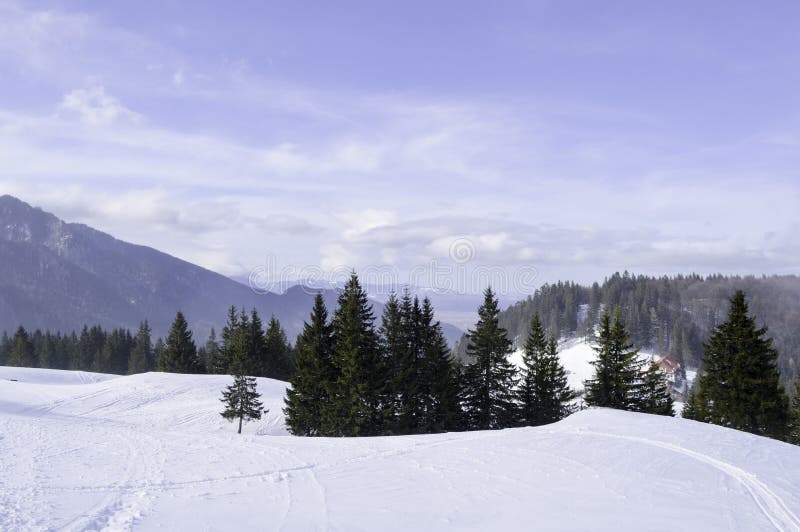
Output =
[{"x1": 1, "y1": 367, "x2": 799, "y2": 531}]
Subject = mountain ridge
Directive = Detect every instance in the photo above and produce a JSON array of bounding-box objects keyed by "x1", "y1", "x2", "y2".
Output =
[{"x1": 0, "y1": 195, "x2": 463, "y2": 344}]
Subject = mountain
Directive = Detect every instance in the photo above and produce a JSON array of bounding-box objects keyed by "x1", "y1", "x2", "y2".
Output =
[
  {"x1": 0, "y1": 195, "x2": 462, "y2": 344},
  {"x1": 3, "y1": 366, "x2": 799, "y2": 530}
]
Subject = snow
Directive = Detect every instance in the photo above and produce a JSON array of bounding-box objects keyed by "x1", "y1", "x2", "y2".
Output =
[
  {"x1": 510, "y1": 338, "x2": 665, "y2": 393},
  {"x1": 2, "y1": 367, "x2": 800, "y2": 531}
]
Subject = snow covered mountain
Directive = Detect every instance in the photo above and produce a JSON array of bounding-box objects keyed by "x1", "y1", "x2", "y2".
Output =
[
  {"x1": 0, "y1": 195, "x2": 463, "y2": 345},
  {"x1": 2, "y1": 366, "x2": 798, "y2": 531}
]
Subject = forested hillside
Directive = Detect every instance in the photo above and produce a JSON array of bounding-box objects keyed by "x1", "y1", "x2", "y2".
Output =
[{"x1": 493, "y1": 273, "x2": 800, "y2": 381}]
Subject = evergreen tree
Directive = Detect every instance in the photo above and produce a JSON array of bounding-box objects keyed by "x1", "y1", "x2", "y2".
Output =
[
  {"x1": 517, "y1": 314, "x2": 575, "y2": 426},
  {"x1": 0, "y1": 331, "x2": 10, "y2": 365},
  {"x1": 689, "y1": 291, "x2": 789, "y2": 439},
  {"x1": 636, "y1": 362, "x2": 674, "y2": 416},
  {"x1": 128, "y1": 321, "x2": 154, "y2": 374},
  {"x1": 462, "y1": 287, "x2": 518, "y2": 430},
  {"x1": 211, "y1": 307, "x2": 239, "y2": 375},
  {"x1": 198, "y1": 328, "x2": 219, "y2": 374},
  {"x1": 37, "y1": 332, "x2": 56, "y2": 369},
  {"x1": 158, "y1": 311, "x2": 202, "y2": 373},
  {"x1": 418, "y1": 296, "x2": 461, "y2": 433},
  {"x1": 243, "y1": 309, "x2": 265, "y2": 377},
  {"x1": 8, "y1": 326, "x2": 35, "y2": 367},
  {"x1": 220, "y1": 335, "x2": 265, "y2": 434},
  {"x1": 380, "y1": 292, "x2": 411, "y2": 433},
  {"x1": 75, "y1": 325, "x2": 105, "y2": 371},
  {"x1": 284, "y1": 293, "x2": 334, "y2": 436},
  {"x1": 584, "y1": 309, "x2": 644, "y2": 410},
  {"x1": 788, "y1": 375, "x2": 800, "y2": 445},
  {"x1": 263, "y1": 316, "x2": 294, "y2": 380},
  {"x1": 328, "y1": 273, "x2": 385, "y2": 436},
  {"x1": 153, "y1": 337, "x2": 165, "y2": 369},
  {"x1": 95, "y1": 328, "x2": 133, "y2": 374},
  {"x1": 681, "y1": 384, "x2": 706, "y2": 422}
]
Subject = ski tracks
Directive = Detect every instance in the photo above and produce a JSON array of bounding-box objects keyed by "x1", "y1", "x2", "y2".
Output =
[
  {"x1": 580, "y1": 429, "x2": 800, "y2": 532},
  {"x1": 58, "y1": 427, "x2": 165, "y2": 532}
]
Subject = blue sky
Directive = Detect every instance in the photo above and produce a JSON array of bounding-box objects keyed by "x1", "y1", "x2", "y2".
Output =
[{"x1": 1, "y1": 0, "x2": 799, "y2": 296}]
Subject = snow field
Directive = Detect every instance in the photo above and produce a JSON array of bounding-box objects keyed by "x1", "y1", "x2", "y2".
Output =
[{"x1": 1, "y1": 366, "x2": 799, "y2": 531}]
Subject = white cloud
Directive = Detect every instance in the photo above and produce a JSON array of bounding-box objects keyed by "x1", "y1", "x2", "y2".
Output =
[
  {"x1": 58, "y1": 86, "x2": 141, "y2": 126},
  {"x1": 172, "y1": 68, "x2": 185, "y2": 87}
]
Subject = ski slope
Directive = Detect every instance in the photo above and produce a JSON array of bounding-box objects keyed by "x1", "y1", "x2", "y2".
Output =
[{"x1": 2, "y1": 367, "x2": 799, "y2": 531}]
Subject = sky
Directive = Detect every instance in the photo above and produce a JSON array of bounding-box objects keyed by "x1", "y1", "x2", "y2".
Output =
[{"x1": 1, "y1": 0, "x2": 799, "y2": 299}]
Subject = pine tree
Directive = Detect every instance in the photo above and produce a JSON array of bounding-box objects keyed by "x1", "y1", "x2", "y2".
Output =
[
  {"x1": 0, "y1": 331, "x2": 11, "y2": 365},
  {"x1": 517, "y1": 314, "x2": 575, "y2": 426},
  {"x1": 636, "y1": 362, "x2": 674, "y2": 416},
  {"x1": 128, "y1": 321, "x2": 154, "y2": 374},
  {"x1": 75, "y1": 325, "x2": 105, "y2": 371},
  {"x1": 198, "y1": 328, "x2": 219, "y2": 374},
  {"x1": 8, "y1": 326, "x2": 35, "y2": 367},
  {"x1": 682, "y1": 384, "x2": 705, "y2": 422},
  {"x1": 788, "y1": 376, "x2": 800, "y2": 445},
  {"x1": 220, "y1": 334, "x2": 265, "y2": 434},
  {"x1": 158, "y1": 311, "x2": 202, "y2": 373},
  {"x1": 462, "y1": 287, "x2": 518, "y2": 430},
  {"x1": 327, "y1": 273, "x2": 386, "y2": 436},
  {"x1": 263, "y1": 316, "x2": 294, "y2": 380},
  {"x1": 38, "y1": 332, "x2": 55, "y2": 369},
  {"x1": 380, "y1": 292, "x2": 411, "y2": 434},
  {"x1": 244, "y1": 309, "x2": 266, "y2": 377},
  {"x1": 153, "y1": 337, "x2": 165, "y2": 369},
  {"x1": 95, "y1": 328, "x2": 133, "y2": 374},
  {"x1": 284, "y1": 293, "x2": 334, "y2": 436},
  {"x1": 211, "y1": 307, "x2": 239, "y2": 375},
  {"x1": 418, "y1": 296, "x2": 461, "y2": 433},
  {"x1": 584, "y1": 309, "x2": 644, "y2": 411},
  {"x1": 689, "y1": 291, "x2": 789, "y2": 439}
]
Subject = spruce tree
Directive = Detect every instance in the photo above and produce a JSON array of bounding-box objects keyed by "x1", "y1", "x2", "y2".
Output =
[
  {"x1": 0, "y1": 331, "x2": 10, "y2": 365},
  {"x1": 243, "y1": 309, "x2": 265, "y2": 377},
  {"x1": 128, "y1": 321, "x2": 154, "y2": 374},
  {"x1": 8, "y1": 326, "x2": 35, "y2": 367},
  {"x1": 518, "y1": 314, "x2": 575, "y2": 426},
  {"x1": 636, "y1": 362, "x2": 674, "y2": 416},
  {"x1": 584, "y1": 309, "x2": 644, "y2": 411},
  {"x1": 418, "y1": 297, "x2": 461, "y2": 433},
  {"x1": 462, "y1": 287, "x2": 518, "y2": 430},
  {"x1": 788, "y1": 376, "x2": 800, "y2": 445},
  {"x1": 211, "y1": 307, "x2": 239, "y2": 374},
  {"x1": 199, "y1": 328, "x2": 219, "y2": 374},
  {"x1": 158, "y1": 311, "x2": 202, "y2": 373},
  {"x1": 328, "y1": 273, "x2": 385, "y2": 436},
  {"x1": 284, "y1": 293, "x2": 334, "y2": 436},
  {"x1": 681, "y1": 384, "x2": 705, "y2": 422},
  {"x1": 263, "y1": 316, "x2": 294, "y2": 380},
  {"x1": 220, "y1": 337, "x2": 265, "y2": 434},
  {"x1": 380, "y1": 292, "x2": 411, "y2": 434},
  {"x1": 689, "y1": 291, "x2": 789, "y2": 439}
]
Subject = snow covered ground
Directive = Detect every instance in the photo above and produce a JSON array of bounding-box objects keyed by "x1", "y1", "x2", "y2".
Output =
[
  {"x1": 2, "y1": 367, "x2": 800, "y2": 531},
  {"x1": 509, "y1": 338, "x2": 681, "y2": 393}
]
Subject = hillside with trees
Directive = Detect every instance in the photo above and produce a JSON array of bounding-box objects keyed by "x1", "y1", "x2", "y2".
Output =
[{"x1": 494, "y1": 273, "x2": 800, "y2": 382}]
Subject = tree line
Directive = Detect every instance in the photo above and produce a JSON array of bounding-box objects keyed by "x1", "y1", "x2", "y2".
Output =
[
  {"x1": 497, "y1": 272, "x2": 800, "y2": 382},
  {"x1": 0, "y1": 308, "x2": 295, "y2": 380},
  {"x1": 5, "y1": 272, "x2": 797, "y2": 444},
  {"x1": 282, "y1": 273, "x2": 674, "y2": 437}
]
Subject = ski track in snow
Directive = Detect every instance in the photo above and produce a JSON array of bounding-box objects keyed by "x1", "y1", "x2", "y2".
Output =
[{"x1": 581, "y1": 429, "x2": 800, "y2": 532}]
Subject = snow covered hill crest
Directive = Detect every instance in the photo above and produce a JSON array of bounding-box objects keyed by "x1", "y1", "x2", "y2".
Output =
[{"x1": 1, "y1": 366, "x2": 799, "y2": 531}]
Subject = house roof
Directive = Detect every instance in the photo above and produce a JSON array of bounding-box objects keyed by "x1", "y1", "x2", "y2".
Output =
[{"x1": 654, "y1": 355, "x2": 679, "y2": 372}]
